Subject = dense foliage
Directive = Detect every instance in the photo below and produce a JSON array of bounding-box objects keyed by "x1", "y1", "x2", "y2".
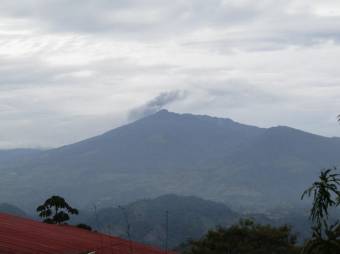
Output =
[{"x1": 181, "y1": 219, "x2": 300, "y2": 254}]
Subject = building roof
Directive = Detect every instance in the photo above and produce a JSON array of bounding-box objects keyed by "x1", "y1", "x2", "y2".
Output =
[{"x1": 0, "y1": 213, "x2": 174, "y2": 254}]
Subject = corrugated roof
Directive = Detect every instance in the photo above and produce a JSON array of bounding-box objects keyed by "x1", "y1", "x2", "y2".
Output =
[{"x1": 0, "y1": 213, "x2": 174, "y2": 254}]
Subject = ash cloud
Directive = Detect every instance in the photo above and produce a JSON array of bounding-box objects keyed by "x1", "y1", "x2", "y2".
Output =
[{"x1": 128, "y1": 91, "x2": 187, "y2": 120}]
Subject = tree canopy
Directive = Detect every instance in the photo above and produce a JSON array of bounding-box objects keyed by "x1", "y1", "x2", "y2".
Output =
[
  {"x1": 36, "y1": 195, "x2": 79, "y2": 224},
  {"x1": 181, "y1": 219, "x2": 300, "y2": 254}
]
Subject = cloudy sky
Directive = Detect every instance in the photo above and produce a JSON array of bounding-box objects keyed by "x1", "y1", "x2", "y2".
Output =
[{"x1": 1, "y1": 0, "x2": 340, "y2": 148}]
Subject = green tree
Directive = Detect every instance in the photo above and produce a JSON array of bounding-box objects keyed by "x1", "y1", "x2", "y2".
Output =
[
  {"x1": 301, "y1": 168, "x2": 340, "y2": 253},
  {"x1": 36, "y1": 195, "x2": 79, "y2": 224},
  {"x1": 181, "y1": 219, "x2": 300, "y2": 254}
]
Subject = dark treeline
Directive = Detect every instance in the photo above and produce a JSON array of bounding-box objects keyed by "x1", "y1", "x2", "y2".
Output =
[{"x1": 179, "y1": 219, "x2": 300, "y2": 254}]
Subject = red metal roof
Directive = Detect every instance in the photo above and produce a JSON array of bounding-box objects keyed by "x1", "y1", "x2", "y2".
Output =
[{"x1": 0, "y1": 213, "x2": 174, "y2": 254}]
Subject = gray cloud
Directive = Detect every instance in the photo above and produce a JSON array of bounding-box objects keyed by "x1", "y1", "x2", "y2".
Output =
[
  {"x1": 0, "y1": 57, "x2": 81, "y2": 88},
  {"x1": 128, "y1": 91, "x2": 187, "y2": 120},
  {"x1": 1, "y1": 0, "x2": 340, "y2": 49},
  {"x1": 0, "y1": 0, "x2": 260, "y2": 34},
  {"x1": 204, "y1": 79, "x2": 281, "y2": 108}
]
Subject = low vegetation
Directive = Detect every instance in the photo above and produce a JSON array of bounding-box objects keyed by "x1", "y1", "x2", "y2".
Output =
[{"x1": 181, "y1": 219, "x2": 300, "y2": 254}]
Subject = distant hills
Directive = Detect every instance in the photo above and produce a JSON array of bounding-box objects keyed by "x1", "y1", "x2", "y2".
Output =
[
  {"x1": 75, "y1": 194, "x2": 238, "y2": 248},
  {"x1": 0, "y1": 149, "x2": 42, "y2": 165},
  {"x1": 0, "y1": 203, "x2": 27, "y2": 217},
  {"x1": 0, "y1": 110, "x2": 340, "y2": 211},
  {"x1": 73, "y1": 194, "x2": 311, "y2": 248}
]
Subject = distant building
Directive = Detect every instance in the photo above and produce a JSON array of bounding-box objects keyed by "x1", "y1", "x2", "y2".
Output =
[{"x1": 0, "y1": 213, "x2": 173, "y2": 254}]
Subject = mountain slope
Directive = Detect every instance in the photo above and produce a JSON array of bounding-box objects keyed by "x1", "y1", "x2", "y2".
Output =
[
  {"x1": 1, "y1": 110, "x2": 340, "y2": 211},
  {"x1": 32, "y1": 110, "x2": 265, "y2": 171}
]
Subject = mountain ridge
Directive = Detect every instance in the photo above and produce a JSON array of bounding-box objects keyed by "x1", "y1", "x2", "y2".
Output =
[{"x1": 0, "y1": 110, "x2": 339, "y2": 212}]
